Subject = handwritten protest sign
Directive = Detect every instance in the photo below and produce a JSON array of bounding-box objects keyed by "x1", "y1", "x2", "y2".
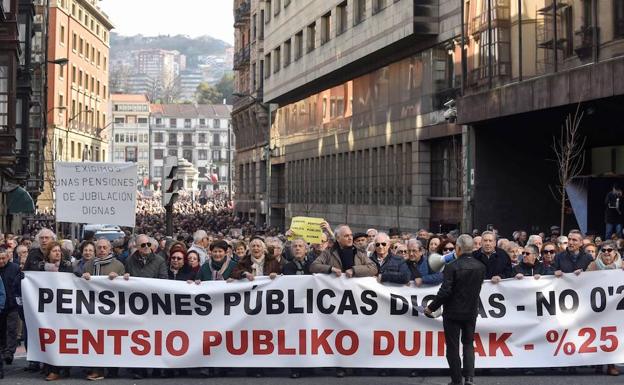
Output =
[
  {"x1": 54, "y1": 162, "x2": 137, "y2": 227},
  {"x1": 289, "y1": 216, "x2": 325, "y2": 243}
]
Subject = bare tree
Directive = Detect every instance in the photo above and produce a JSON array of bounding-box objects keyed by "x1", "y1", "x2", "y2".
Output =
[{"x1": 550, "y1": 104, "x2": 586, "y2": 231}]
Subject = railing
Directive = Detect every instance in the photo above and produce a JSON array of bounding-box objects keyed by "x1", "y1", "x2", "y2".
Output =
[
  {"x1": 234, "y1": 46, "x2": 250, "y2": 70},
  {"x1": 167, "y1": 141, "x2": 178, "y2": 146},
  {"x1": 113, "y1": 122, "x2": 149, "y2": 129}
]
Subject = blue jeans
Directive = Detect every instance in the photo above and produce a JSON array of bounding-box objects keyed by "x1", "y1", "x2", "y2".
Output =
[{"x1": 606, "y1": 223, "x2": 623, "y2": 240}]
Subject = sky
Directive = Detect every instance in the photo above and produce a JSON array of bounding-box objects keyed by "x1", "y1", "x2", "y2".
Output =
[{"x1": 98, "y1": 0, "x2": 234, "y2": 45}]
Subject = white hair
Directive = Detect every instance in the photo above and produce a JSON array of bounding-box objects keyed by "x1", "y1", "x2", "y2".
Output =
[
  {"x1": 36, "y1": 228, "x2": 56, "y2": 243},
  {"x1": 456, "y1": 234, "x2": 474, "y2": 253},
  {"x1": 193, "y1": 230, "x2": 208, "y2": 243}
]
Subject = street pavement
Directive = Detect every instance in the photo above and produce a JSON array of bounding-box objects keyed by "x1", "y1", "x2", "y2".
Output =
[{"x1": 3, "y1": 353, "x2": 623, "y2": 385}]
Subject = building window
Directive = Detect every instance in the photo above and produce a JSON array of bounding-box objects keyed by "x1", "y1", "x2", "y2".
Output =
[
  {"x1": 431, "y1": 136, "x2": 462, "y2": 198},
  {"x1": 154, "y1": 132, "x2": 163, "y2": 143},
  {"x1": 274, "y1": 0, "x2": 280, "y2": 15},
  {"x1": 154, "y1": 149, "x2": 164, "y2": 160},
  {"x1": 307, "y1": 22, "x2": 316, "y2": 53},
  {"x1": 198, "y1": 133, "x2": 206, "y2": 143},
  {"x1": 0, "y1": 58, "x2": 8, "y2": 133},
  {"x1": 168, "y1": 149, "x2": 178, "y2": 157},
  {"x1": 79, "y1": 37, "x2": 83, "y2": 54},
  {"x1": 294, "y1": 31, "x2": 303, "y2": 60},
  {"x1": 213, "y1": 134, "x2": 221, "y2": 146},
  {"x1": 184, "y1": 118, "x2": 191, "y2": 128},
  {"x1": 265, "y1": 53, "x2": 271, "y2": 78},
  {"x1": 60, "y1": 25, "x2": 65, "y2": 44},
  {"x1": 155, "y1": 117, "x2": 162, "y2": 125},
  {"x1": 212, "y1": 150, "x2": 221, "y2": 160},
  {"x1": 213, "y1": 119, "x2": 220, "y2": 128},
  {"x1": 321, "y1": 12, "x2": 331, "y2": 45},
  {"x1": 154, "y1": 167, "x2": 162, "y2": 177},
  {"x1": 183, "y1": 133, "x2": 192, "y2": 145},
  {"x1": 283, "y1": 39, "x2": 291, "y2": 67},
  {"x1": 199, "y1": 118, "x2": 206, "y2": 127},
  {"x1": 615, "y1": 0, "x2": 624, "y2": 38},
  {"x1": 354, "y1": 0, "x2": 366, "y2": 25},
  {"x1": 169, "y1": 118, "x2": 176, "y2": 128},
  {"x1": 266, "y1": 0, "x2": 271, "y2": 22},
  {"x1": 274, "y1": 46, "x2": 281, "y2": 73},
  {"x1": 198, "y1": 150, "x2": 207, "y2": 160},
  {"x1": 168, "y1": 133, "x2": 177, "y2": 145},
  {"x1": 337, "y1": 1, "x2": 348, "y2": 36},
  {"x1": 372, "y1": 0, "x2": 387, "y2": 14},
  {"x1": 72, "y1": 33, "x2": 76, "y2": 50}
]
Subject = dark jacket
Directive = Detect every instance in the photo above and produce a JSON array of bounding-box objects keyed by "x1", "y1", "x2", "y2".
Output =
[
  {"x1": 605, "y1": 191, "x2": 623, "y2": 224},
  {"x1": 406, "y1": 256, "x2": 444, "y2": 284},
  {"x1": 167, "y1": 265, "x2": 197, "y2": 281},
  {"x1": 283, "y1": 256, "x2": 314, "y2": 275},
  {"x1": 428, "y1": 253, "x2": 486, "y2": 320},
  {"x1": 553, "y1": 249, "x2": 592, "y2": 273},
  {"x1": 473, "y1": 247, "x2": 513, "y2": 279},
  {"x1": 23, "y1": 247, "x2": 45, "y2": 271},
  {"x1": 309, "y1": 245, "x2": 377, "y2": 277},
  {"x1": 199, "y1": 258, "x2": 238, "y2": 281},
  {"x1": 231, "y1": 254, "x2": 282, "y2": 279},
  {"x1": 513, "y1": 261, "x2": 549, "y2": 276},
  {"x1": 369, "y1": 253, "x2": 410, "y2": 284},
  {"x1": 0, "y1": 261, "x2": 19, "y2": 312},
  {"x1": 124, "y1": 251, "x2": 168, "y2": 279},
  {"x1": 0, "y1": 276, "x2": 4, "y2": 312}
]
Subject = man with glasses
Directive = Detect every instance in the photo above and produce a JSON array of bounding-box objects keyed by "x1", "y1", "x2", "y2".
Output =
[
  {"x1": 473, "y1": 231, "x2": 512, "y2": 283},
  {"x1": 125, "y1": 234, "x2": 168, "y2": 280},
  {"x1": 369, "y1": 233, "x2": 410, "y2": 284},
  {"x1": 513, "y1": 245, "x2": 548, "y2": 280},
  {"x1": 554, "y1": 230, "x2": 592, "y2": 278}
]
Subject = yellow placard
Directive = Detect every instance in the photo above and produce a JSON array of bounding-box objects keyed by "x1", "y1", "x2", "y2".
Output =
[{"x1": 289, "y1": 216, "x2": 325, "y2": 244}]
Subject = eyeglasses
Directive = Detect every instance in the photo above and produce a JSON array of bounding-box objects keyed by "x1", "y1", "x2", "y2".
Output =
[
  {"x1": 396, "y1": 250, "x2": 407, "y2": 254},
  {"x1": 170, "y1": 256, "x2": 183, "y2": 261},
  {"x1": 543, "y1": 249, "x2": 556, "y2": 254},
  {"x1": 140, "y1": 242, "x2": 152, "y2": 248},
  {"x1": 443, "y1": 247, "x2": 455, "y2": 252},
  {"x1": 601, "y1": 248, "x2": 614, "y2": 253},
  {"x1": 522, "y1": 252, "x2": 533, "y2": 256},
  {"x1": 375, "y1": 242, "x2": 387, "y2": 247}
]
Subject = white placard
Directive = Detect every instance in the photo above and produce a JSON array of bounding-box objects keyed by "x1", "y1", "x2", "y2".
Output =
[
  {"x1": 22, "y1": 270, "x2": 624, "y2": 368},
  {"x1": 54, "y1": 162, "x2": 137, "y2": 227}
]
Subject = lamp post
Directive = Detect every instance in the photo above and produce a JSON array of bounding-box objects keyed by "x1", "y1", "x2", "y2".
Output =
[{"x1": 232, "y1": 92, "x2": 274, "y2": 227}]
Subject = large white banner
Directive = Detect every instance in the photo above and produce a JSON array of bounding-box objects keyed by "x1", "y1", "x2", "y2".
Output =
[
  {"x1": 54, "y1": 162, "x2": 137, "y2": 227},
  {"x1": 23, "y1": 270, "x2": 624, "y2": 368}
]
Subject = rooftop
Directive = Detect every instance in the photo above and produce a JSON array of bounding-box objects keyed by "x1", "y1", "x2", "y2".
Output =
[
  {"x1": 150, "y1": 104, "x2": 232, "y2": 118},
  {"x1": 111, "y1": 94, "x2": 150, "y2": 103}
]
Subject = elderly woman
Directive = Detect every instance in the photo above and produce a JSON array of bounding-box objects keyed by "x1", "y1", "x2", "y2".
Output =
[
  {"x1": 187, "y1": 250, "x2": 202, "y2": 275},
  {"x1": 72, "y1": 241, "x2": 95, "y2": 276},
  {"x1": 587, "y1": 240, "x2": 622, "y2": 376},
  {"x1": 265, "y1": 236, "x2": 287, "y2": 266},
  {"x1": 231, "y1": 237, "x2": 281, "y2": 281},
  {"x1": 39, "y1": 241, "x2": 72, "y2": 381},
  {"x1": 199, "y1": 240, "x2": 237, "y2": 281},
  {"x1": 232, "y1": 240, "x2": 247, "y2": 262},
  {"x1": 167, "y1": 242, "x2": 197, "y2": 281},
  {"x1": 427, "y1": 236, "x2": 441, "y2": 256}
]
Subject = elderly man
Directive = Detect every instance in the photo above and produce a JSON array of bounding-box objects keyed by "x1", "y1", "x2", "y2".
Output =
[
  {"x1": 188, "y1": 230, "x2": 209, "y2": 265},
  {"x1": 125, "y1": 234, "x2": 167, "y2": 279},
  {"x1": 426, "y1": 235, "x2": 486, "y2": 385},
  {"x1": 14, "y1": 245, "x2": 28, "y2": 269},
  {"x1": 366, "y1": 228, "x2": 378, "y2": 244},
  {"x1": 81, "y1": 238, "x2": 126, "y2": 381},
  {"x1": 369, "y1": 232, "x2": 410, "y2": 284},
  {"x1": 353, "y1": 233, "x2": 368, "y2": 252},
  {"x1": 0, "y1": 250, "x2": 19, "y2": 365},
  {"x1": 405, "y1": 239, "x2": 444, "y2": 286},
  {"x1": 283, "y1": 238, "x2": 313, "y2": 276},
  {"x1": 553, "y1": 230, "x2": 592, "y2": 277},
  {"x1": 473, "y1": 231, "x2": 512, "y2": 283},
  {"x1": 311, "y1": 225, "x2": 377, "y2": 278},
  {"x1": 23, "y1": 228, "x2": 56, "y2": 271},
  {"x1": 472, "y1": 236, "x2": 482, "y2": 252}
]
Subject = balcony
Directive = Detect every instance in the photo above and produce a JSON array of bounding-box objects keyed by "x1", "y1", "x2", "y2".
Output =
[
  {"x1": 167, "y1": 141, "x2": 178, "y2": 146},
  {"x1": 234, "y1": 1, "x2": 250, "y2": 28},
  {"x1": 233, "y1": 46, "x2": 250, "y2": 70},
  {"x1": 113, "y1": 122, "x2": 149, "y2": 129},
  {"x1": 181, "y1": 141, "x2": 194, "y2": 146}
]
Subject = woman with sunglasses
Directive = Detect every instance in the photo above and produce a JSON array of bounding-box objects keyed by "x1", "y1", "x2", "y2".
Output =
[
  {"x1": 587, "y1": 240, "x2": 623, "y2": 376},
  {"x1": 166, "y1": 242, "x2": 197, "y2": 281},
  {"x1": 540, "y1": 242, "x2": 557, "y2": 275},
  {"x1": 513, "y1": 245, "x2": 547, "y2": 280},
  {"x1": 436, "y1": 239, "x2": 456, "y2": 257}
]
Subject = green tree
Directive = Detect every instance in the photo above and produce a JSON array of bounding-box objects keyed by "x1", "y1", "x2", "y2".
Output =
[
  {"x1": 215, "y1": 73, "x2": 235, "y2": 104},
  {"x1": 195, "y1": 82, "x2": 223, "y2": 104}
]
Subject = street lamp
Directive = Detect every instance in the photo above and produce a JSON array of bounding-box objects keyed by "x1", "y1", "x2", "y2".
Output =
[{"x1": 232, "y1": 92, "x2": 275, "y2": 227}]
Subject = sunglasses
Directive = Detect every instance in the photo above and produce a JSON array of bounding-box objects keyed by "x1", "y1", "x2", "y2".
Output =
[
  {"x1": 375, "y1": 242, "x2": 387, "y2": 247},
  {"x1": 602, "y1": 248, "x2": 614, "y2": 253},
  {"x1": 140, "y1": 242, "x2": 152, "y2": 248},
  {"x1": 443, "y1": 247, "x2": 455, "y2": 252},
  {"x1": 522, "y1": 252, "x2": 533, "y2": 256},
  {"x1": 543, "y1": 250, "x2": 556, "y2": 254},
  {"x1": 170, "y1": 256, "x2": 183, "y2": 261}
]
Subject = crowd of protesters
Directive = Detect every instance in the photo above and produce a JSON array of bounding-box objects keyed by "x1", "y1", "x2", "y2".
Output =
[
  {"x1": 0, "y1": 186, "x2": 621, "y2": 379},
  {"x1": 0, "y1": 213, "x2": 622, "y2": 380}
]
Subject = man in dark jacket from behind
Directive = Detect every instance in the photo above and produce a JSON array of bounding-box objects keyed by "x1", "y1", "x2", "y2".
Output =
[
  {"x1": 473, "y1": 230, "x2": 512, "y2": 283},
  {"x1": 426, "y1": 234, "x2": 486, "y2": 385}
]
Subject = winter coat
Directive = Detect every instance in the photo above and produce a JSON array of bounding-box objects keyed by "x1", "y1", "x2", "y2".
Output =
[
  {"x1": 283, "y1": 256, "x2": 314, "y2": 275},
  {"x1": 231, "y1": 254, "x2": 282, "y2": 279},
  {"x1": 406, "y1": 256, "x2": 444, "y2": 285},
  {"x1": 553, "y1": 249, "x2": 592, "y2": 273},
  {"x1": 0, "y1": 261, "x2": 20, "y2": 312},
  {"x1": 167, "y1": 265, "x2": 197, "y2": 281},
  {"x1": 513, "y1": 261, "x2": 549, "y2": 276},
  {"x1": 309, "y1": 245, "x2": 377, "y2": 277},
  {"x1": 473, "y1": 247, "x2": 513, "y2": 279},
  {"x1": 369, "y1": 253, "x2": 410, "y2": 284},
  {"x1": 124, "y1": 251, "x2": 168, "y2": 279},
  {"x1": 198, "y1": 258, "x2": 237, "y2": 281}
]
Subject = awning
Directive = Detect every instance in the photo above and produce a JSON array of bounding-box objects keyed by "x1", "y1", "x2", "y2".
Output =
[{"x1": 7, "y1": 186, "x2": 35, "y2": 215}]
